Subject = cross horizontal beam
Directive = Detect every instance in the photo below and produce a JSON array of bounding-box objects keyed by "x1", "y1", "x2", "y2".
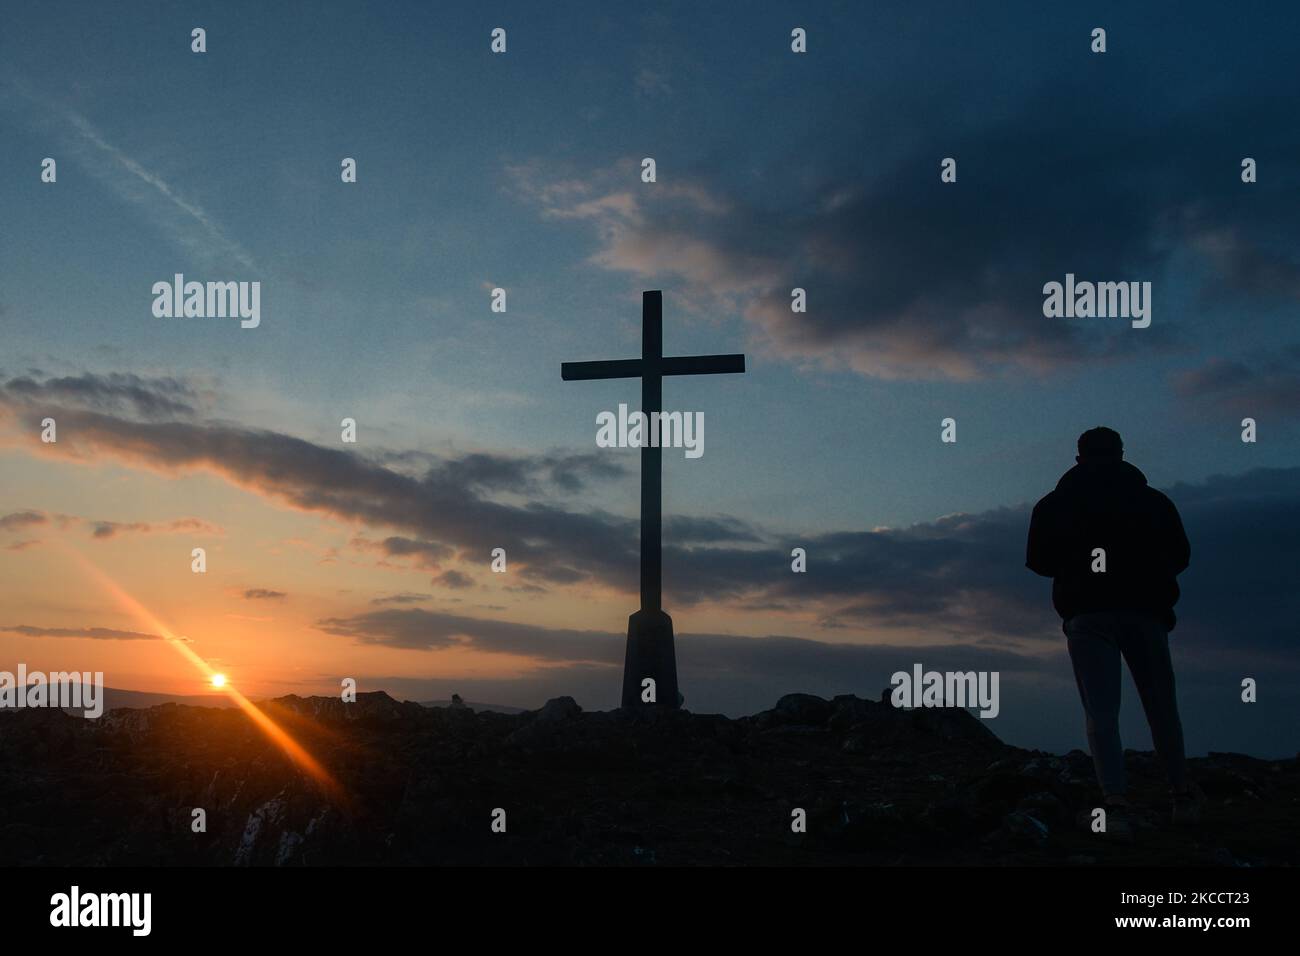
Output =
[{"x1": 561, "y1": 354, "x2": 745, "y2": 381}]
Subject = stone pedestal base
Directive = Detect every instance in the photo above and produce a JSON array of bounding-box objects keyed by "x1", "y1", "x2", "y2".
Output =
[{"x1": 621, "y1": 608, "x2": 679, "y2": 708}]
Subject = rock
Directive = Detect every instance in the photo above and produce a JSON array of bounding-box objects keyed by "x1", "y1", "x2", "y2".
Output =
[
  {"x1": 1206, "y1": 847, "x2": 1240, "y2": 866},
  {"x1": 828, "y1": 695, "x2": 880, "y2": 732},
  {"x1": 841, "y1": 733, "x2": 871, "y2": 754},
  {"x1": 974, "y1": 771, "x2": 1049, "y2": 809},
  {"x1": 922, "y1": 796, "x2": 980, "y2": 835},
  {"x1": 533, "y1": 696, "x2": 582, "y2": 722},
  {"x1": 1015, "y1": 791, "x2": 1069, "y2": 827},
  {"x1": 1000, "y1": 811, "x2": 1050, "y2": 847},
  {"x1": 1019, "y1": 756, "x2": 1063, "y2": 776},
  {"x1": 838, "y1": 800, "x2": 918, "y2": 850},
  {"x1": 907, "y1": 705, "x2": 1001, "y2": 746},
  {"x1": 773, "y1": 693, "x2": 833, "y2": 726}
]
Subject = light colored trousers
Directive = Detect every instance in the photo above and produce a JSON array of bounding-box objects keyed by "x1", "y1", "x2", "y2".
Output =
[{"x1": 1064, "y1": 610, "x2": 1187, "y2": 798}]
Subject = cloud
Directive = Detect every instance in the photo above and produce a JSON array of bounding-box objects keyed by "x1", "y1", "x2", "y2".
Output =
[
  {"x1": 433, "y1": 570, "x2": 475, "y2": 590},
  {"x1": 664, "y1": 514, "x2": 761, "y2": 544},
  {"x1": 315, "y1": 605, "x2": 1039, "y2": 677},
  {"x1": 370, "y1": 592, "x2": 432, "y2": 606},
  {"x1": 0, "y1": 373, "x2": 639, "y2": 590},
  {"x1": 5, "y1": 372, "x2": 1297, "y2": 665},
  {"x1": 430, "y1": 451, "x2": 628, "y2": 496},
  {"x1": 0, "y1": 372, "x2": 198, "y2": 421},
  {"x1": 0, "y1": 510, "x2": 47, "y2": 532},
  {"x1": 316, "y1": 607, "x2": 617, "y2": 660},
  {"x1": 1173, "y1": 346, "x2": 1300, "y2": 417},
  {"x1": 352, "y1": 535, "x2": 454, "y2": 568},
  {"x1": 2, "y1": 372, "x2": 1295, "y2": 754},
  {"x1": 60, "y1": 108, "x2": 257, "y2": 270},
  {"x1": 0, "y1": 506, "x2": 218, "y2": 541},
  {"x1": 90, "y1": 517, "x2": 222, "y2": 539},
  {"x1": 505, "y1": 583, "x2": 547, "y2": 595},
  {"x1": 243, "y1": 588, "x2": 287, "y2": 601},
  {"x1": 513, "y1": 91, "x2": 1300, "y2": 382},
  {"x1": 0, "y1": 624, "x2": 164, "y2": 641}
]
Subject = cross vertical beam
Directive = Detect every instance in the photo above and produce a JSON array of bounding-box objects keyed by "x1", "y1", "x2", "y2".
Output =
[{"x1": 641, "y1": 291, "x2": 662, "y2": 612}]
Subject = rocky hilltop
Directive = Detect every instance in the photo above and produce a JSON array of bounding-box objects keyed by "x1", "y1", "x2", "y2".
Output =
[{"x1": 1, "y1": 691, "x2": 1295, "y2": 866}]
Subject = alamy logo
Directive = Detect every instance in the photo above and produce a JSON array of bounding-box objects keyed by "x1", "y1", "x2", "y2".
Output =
[
  {"x1": 50, "y1": 886, "x2": 151, "y2": 936},
  {"x1": 1042, "y1": 273, "x2": 1151, "y2": 328},
  {"x1": 890, "y1": 664, "x2": 1000, "y2": 719},
  {"x1": 152, "y1": 273, "x2": 261, "y2": 328},
  {"x1": 0, "y1": 665, "x2": 105, "y2": 718},
  {"x1": 596, "y1": 403, "x2": 704, "y2": 459}
]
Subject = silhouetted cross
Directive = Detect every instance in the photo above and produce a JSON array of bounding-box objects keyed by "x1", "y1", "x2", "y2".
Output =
[{"x1": 562, "y1": 290, "x2": 745, "y2": 706}]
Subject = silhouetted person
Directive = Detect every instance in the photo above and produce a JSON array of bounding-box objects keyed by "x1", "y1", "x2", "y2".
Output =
[{"x1": 1026, "y1": 427, "x2": 1203, "y2": 825}]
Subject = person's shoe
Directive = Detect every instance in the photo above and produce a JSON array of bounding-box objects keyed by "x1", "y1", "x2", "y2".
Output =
[{"x1": 1172, "y1": 784, "x2": 1206, "y2": 825}]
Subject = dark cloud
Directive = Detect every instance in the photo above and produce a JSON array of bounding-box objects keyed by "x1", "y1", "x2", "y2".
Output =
[
  {"x1": 1174, "y1": 346, "x2": 1300, "y2": 417},
  {"x1": 315, "y1": 608, "x2": 619, "y2": 661},
  {"x1": 432, "y1": 451, "x2": 628, "y2": 496},
  {"x1": 0, "y1": 508, "x2": 216, "y2": 540},
  {"x1": 0, "y1": 510, "x2": 48, "y2": 532},
  {"x1": 1, "y1": 624, "x2": 163, "y2": 641},
  {"x1": 354, "y1": 535, "x2": 455, "y2": 567},
  {"x1": 658, "y1": 468, "x2": 1300, "y2": 664},
  {"x1": 89, "y1": 517, "x2": 220, "y2": 539},
  {"x1": 0, "y1": 374, "x2": 638, "y2": 588},
  {"x1": 243, "y1": 588, "x2": 287, "y2": 600},
  {"x1": 315, "y1": 606, "x2": 1039, "y2": 676},
  {"x1": 505, "y1": 583, "x2": 548, "y2": 595},
  {"x1": 370, "y1": 592, "x2": 432, "y2": 606},
  {"x1": 520, "y1": 562, "x2": 590, "y2": 586},
  {"x1": 0, "y1": 372, "x2": 198, "y2": 419},
  {"x1": 662, "y1": 505, "x2": 1047, "y2": 640},
  {"x1": 1158, "y1": 468, "x2": 1300, "y2": 659},
  {"x1": 433, "y1": 570, "x2": 475, "y2": 590},
  {"x1": 516, "y1": 90, "x2": 1299, "y2": 382},
  {"x1": 664, "y1": 514, "x2": 761, "y2": 543}
]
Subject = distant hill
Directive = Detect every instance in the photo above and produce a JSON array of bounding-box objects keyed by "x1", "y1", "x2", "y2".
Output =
[
  {"x1": 420, "y1": 698, "x2": 525, "y2": 714},
  {"x1": 0, "y1": 685, "x2": 236, "y2": 714},
  {"x1": 0, "y1": 685, "x2": 524, "y2": 715}
]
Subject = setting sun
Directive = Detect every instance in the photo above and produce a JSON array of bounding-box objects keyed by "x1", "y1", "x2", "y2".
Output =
[{"x1": 210, "y1": 674, "x2": 227, "y2": 688}]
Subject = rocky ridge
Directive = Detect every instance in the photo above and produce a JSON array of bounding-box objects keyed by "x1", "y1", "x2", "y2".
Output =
[{"x1": 1, "y1": 690, "x2": 1295, "y2": 866}]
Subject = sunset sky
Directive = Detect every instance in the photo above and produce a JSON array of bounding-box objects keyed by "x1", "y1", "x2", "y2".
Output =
[{"x1": 2, "y1": 1, "x2": 1298, "y2": 755}]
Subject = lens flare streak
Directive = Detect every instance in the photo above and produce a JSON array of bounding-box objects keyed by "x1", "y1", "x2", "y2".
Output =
[{"x1": 62, "y1": 546, "x2": 341, "y2": 796}]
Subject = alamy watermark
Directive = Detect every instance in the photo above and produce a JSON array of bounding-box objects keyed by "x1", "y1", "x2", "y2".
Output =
[
  {"x1": 890, "y1": 663, "x2": 1000, "y2": 719},
  {"x1": 596, "y1": 403, "x2": 704, "y2": 458},
  {"x1": 152, "y1": 273, "x2": 260, "y2": 328},
  {"x1": 1042, "y1": 273, "x2": 1151, "y2": 328},
  {"x1": 50, "y1": 886, "x2": 151, "y2": 936},
  {"x1": 0, "y1": 665, "x2": 105, "y2": 718}
]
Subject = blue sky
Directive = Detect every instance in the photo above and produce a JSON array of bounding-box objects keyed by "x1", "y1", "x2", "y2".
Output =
[{"x1": 1, "y1": 1, "x2": 1298, "y2": 754}]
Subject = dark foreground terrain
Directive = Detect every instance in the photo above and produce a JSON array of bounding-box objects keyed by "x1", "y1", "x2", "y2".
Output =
[{"x1": 1, "y1": 691, "x2": 1296, "y2": 866}]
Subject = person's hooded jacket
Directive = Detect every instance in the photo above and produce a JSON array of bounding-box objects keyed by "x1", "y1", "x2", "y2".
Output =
[{"x1": 1026, "y1": 458, "x2": 1190, "y2": 630}]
